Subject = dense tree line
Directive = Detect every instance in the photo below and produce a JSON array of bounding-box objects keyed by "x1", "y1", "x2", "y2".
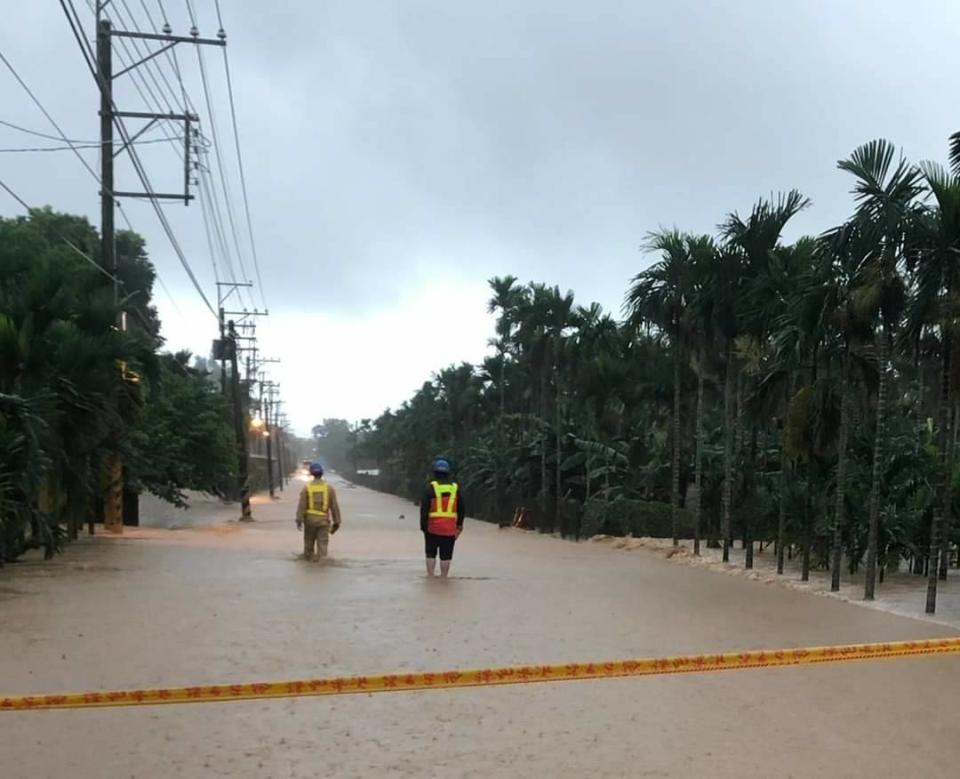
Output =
[
  {"x1": 359, "y1": 135, "x2": 960, "y2": 613},
  {"x1": 0, "y1": 209, "x2": 238, "y2": 562}
]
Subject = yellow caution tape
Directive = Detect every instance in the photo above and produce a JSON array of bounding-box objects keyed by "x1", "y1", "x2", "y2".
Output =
[{"x1": 2, "y1": 637, "x2": 958, "y2": 711}]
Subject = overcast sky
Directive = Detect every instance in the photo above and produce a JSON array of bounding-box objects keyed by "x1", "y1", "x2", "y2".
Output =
[{"x1": 3, "y1": 1, "x2": 959, "y2": 434}]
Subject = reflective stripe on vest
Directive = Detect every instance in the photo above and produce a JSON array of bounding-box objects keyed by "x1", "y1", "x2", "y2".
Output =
[
  {"x1": 427, "y1": 481, "x2": 458, "y2": 537},
  {"x1": 305, "y1": 482, "x2": 330, "y2": 519}
]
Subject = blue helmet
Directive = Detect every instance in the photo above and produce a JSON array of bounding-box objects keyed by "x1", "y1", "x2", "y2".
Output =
[
  {"x1": 309, "y1": 461, "x2": 325, "y2": 476},
  {"x1": 432, "y1": 458, "x2": 451, "y2": 475}
]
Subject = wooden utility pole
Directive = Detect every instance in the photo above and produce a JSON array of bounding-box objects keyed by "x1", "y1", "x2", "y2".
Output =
[
  {"x1": 259, "y1": 377, "x2": 276, "y2": 499},
  {"x1": 227, "y1": 321, "x2": 252, "y2": 521},
  {"x1": 275, "y1": 406, "x2": 287, "y2": 491},
  {"x1": 216, "y1": 282, "x2": 253, "y2": 395},
  {"x1": 95, "y1": 3, "x2": 222, "y2": 532},
  {"x1": 96, "y1": 17, "x2": 123, "y2": 535}
]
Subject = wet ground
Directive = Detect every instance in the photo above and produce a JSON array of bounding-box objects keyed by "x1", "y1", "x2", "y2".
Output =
[{"x1": 2, "y1": 476, "x2": 960, "y2": 777}]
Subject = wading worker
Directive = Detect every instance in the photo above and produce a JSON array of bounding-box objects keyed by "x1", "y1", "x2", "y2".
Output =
[
  {"x1": 420, "y1": 458, "x2": 465, "y2": 578},
  {"x1": 296, "y1": 461, "x2": 342, "y2": 560}
]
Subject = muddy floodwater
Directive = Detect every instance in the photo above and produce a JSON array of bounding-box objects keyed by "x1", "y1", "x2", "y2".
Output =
[{"x1": 2, "y1": 477, "x2": 959, "y2": 777}]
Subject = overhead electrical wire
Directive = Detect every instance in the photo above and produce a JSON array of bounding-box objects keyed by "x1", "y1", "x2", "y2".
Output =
[
  {"x1": 0, "y1": 136, "x2": 180, "y2": 153},
  {"x1": 80, "y1": 0, "x2": 185, "y2": 165},
  {"x1": 196, "y1": 164, "x2": 222, "y2": 285},
  {"x1": 0, "y1": 117, "x2": 98, "y2": 143},
  {"x1": 0, "y1": 172, "x2": 175, "y2": 326},
  {"x1": 136, "y1": 0, "x2": 229, "y2": 299},
  {"x1": 197, "y1": 146, "x2": 241, "y2": 288},
  {"x1": 89, "y1": 0, "x2": 186, "y2": 162},
  {"x1": 140, "y1": 0, "x2": 196, "y2": 115},
  {"x1": 184, "y1": 0, "x2": 257, "y2": 312},
  {"x1": 0, "y1": 45, "x2": 104, "y2": 188},
  {"x1": 59, "y1": 0, "x2": 218, "y2": 318},
  {"x1": 214, "y1": 0, "x2": 268, "y2": 312},
  {"x1": 0, "y1": 175, "x2": 120, "y2": 284},
  {"x1": 115, "y1": 0, "x2": 188, "y2": 112}
]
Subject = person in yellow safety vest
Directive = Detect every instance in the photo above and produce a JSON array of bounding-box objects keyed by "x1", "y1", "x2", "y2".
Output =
[
  {"x1": 296, "y1": 461, "x2": 342, "y2": 561},
  {"x1": 419, "y1": 458, "x2": 465, "y2": 578}
]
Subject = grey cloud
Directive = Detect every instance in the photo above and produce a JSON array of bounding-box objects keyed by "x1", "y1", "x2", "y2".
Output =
[{"x1": 5, "y1": 1, "x2": 960, "y2": 320}]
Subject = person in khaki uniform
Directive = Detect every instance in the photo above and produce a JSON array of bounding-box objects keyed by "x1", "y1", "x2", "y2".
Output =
[{"x1": 296, "y1": 462, "x2": 342, "y2": 560}]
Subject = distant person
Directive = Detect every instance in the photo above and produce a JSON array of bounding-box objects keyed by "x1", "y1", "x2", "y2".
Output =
[
  {"x1": 420, "y1": 458, "x2": 464, "y2": 578},
  {"x1": 296, "y1": 461, "x2": 342, "y2": 561}
]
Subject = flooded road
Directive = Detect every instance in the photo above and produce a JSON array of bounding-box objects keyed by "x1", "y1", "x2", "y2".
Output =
[{"x1": 2, "y1": 476, "x2": 959, "y2": 777}]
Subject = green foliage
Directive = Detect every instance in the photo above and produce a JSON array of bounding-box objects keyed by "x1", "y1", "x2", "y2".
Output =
[
  {"x1": 354, "y1": 132, "x2": 960, "y2": 600},
  {"x1": 128, "y1": 352, "x2": 236, "y2": 506},
  {"x1": 0, "y1": 209, "x2": 237, "y2": 561}
]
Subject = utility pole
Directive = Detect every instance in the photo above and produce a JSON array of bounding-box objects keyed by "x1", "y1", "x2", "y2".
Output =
[
  {"x1": 265, "y1": 388, "x2": 276, "y2": 499},
  {"x1": 222, "y1": 309, "x2": 264, "y2": 516},
  {"x1": 275, "y1": 421, "x2": 286, "y2": 491},
  {"x1": 216, "y1": 282, "x2": 253, "y2": 395},
  {"x1": 227, "y1": 320, "x2": 252, "y2": 521},
  {"x1": 97, "y1": 16, "x2": 123, "y2": 535},
  {"x1": 259, "y1": 376, "x2": 276, "y2": 499},
  {"x1": 95, "y1": 3, "x2": 224, "y2": 532},
  {"x1": 260, "y1": 379, "x2": 282, "y2": 499},
  {"x1": 275, "y1": 403, "x2": 288, "y2": 490}
]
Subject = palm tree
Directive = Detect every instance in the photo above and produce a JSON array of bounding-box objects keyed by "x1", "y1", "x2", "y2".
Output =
[
  {"x1": 546, "y1": 286, "x2": 577, "y2": 531},
  {"x1": 721, "y1": 191, "x2": 810, "y2": 568},
  {"x1": 625, "y1": 229, "x2": 691, "y2": 546},
  {"x1": 704, "y1": 246, "x2": 749, "y2": 562},
  {"x1": 487, "y1": 276, "x2": 522, "y2": 521},
  {"x1": 905, "y1": 145, "x2": 960, "y2": 612},
  {"x1": 761, "y1": 236, "x2": 825, "y2": 576},
  {"x1": 838, "y1": 139, "x2": 923, "y2": 600},
  {"x1": 815, "y1": 223, "x2": 872, "y2": 591}
]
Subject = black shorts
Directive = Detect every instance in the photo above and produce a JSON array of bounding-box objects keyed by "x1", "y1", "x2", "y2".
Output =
[{"x1": 424, "y1": 531, "x2": 456, "y2": 561}]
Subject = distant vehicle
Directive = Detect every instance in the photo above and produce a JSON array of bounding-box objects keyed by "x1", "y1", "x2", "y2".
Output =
[{"x1": 302, "y1": 459, "x2": 312, "y2": 471}]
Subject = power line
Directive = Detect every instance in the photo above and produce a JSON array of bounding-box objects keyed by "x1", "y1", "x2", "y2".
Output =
[
  {"x1": 139, "y1": 0, "x2": 196, "y2": 113},
  {"x1": 80, "y1": 0, "x2": 185, "y2": 165},
  {"x1": 58, "y1": 0, "x2": 218, "y2": 318},
  {"x1": 185, "y1": 0, "x2": 256, "y2": 312},
  {"x1": 115, "y1": 0, "x2": 187, "y2": 112},
  {"x1": 0, "y1": 44, "x2": 104, "y2": 188},
  {"x1": 197, "y1": 148, "x2": 240, "y2": 287},
  {"x1": 0, "y1": 118, "x2": 97, "y2": 144},
  {"x1": 0, "y1": 136, "x2": 180, "y2": 153},
  {"x1": 89, "y1": 0, "x2": 185, "y2": 162},
  {"x1": 0, "y1": 175, "x2": 119, "y2": 284},
  {"x1": 1, "y1": 172, "x2": 179, "y2": 321},
  {"x1": 196, "y1": 165, "x2": 222, "y2": 285},
  {"x1": 121, "y1": 115, "x2": 217, "y2": 317},
  {"x1": 217, "y1": 9, "x2": 268, "y2": 311}
]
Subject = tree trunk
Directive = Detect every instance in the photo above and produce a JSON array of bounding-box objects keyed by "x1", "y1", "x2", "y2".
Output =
[
  {"x1": 745, "y1": 423, "x2": 758, "y2": 569},
  {"x1": 865, "y1": 325, "x2": 892, "y2": 601},
  {"x1": 831, "y1": 345, "x2": 850, "y2": 591},
  {"x1": 801, "y1": 462, "x2": 812, "y2": 582},
  {"x1": 722, "y1": 342, "x2": 735, "y2": 563},
  {"x1": 496, "y1": 354, "x2": 506, "y2": 522},
  {"x1": 735, "y1": 367, "x2": 745, "y2": 549},
  {"x1": 555, "y1": 367, "x2": 563, "y2": 534},
  {"x1": 540, "y1": 364, "x2": 548, "y2": 512},
  {"x1": 693, "y1": 341, "x2": 705, "y2": 556},
  {"x1": 671, "y1": 341, "x2": 681, "y2": 547},
  {"x1": 777, "y1": 377, "x2": 791, "y2": 575},
  {"x1": 938, "y1": 398, "x2": 955, "y2": 581},
  {"x1": 927, "y1": 336, "x2": 951, "y2": 613}
]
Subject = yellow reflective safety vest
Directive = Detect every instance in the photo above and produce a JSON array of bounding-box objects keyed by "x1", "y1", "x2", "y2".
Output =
[
  {"x1": 305, "y1": 482, "x2": 331, "y2": 522},
  {"x1": 427, "y1": 481, "x2": 459, "y2": 537}
]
